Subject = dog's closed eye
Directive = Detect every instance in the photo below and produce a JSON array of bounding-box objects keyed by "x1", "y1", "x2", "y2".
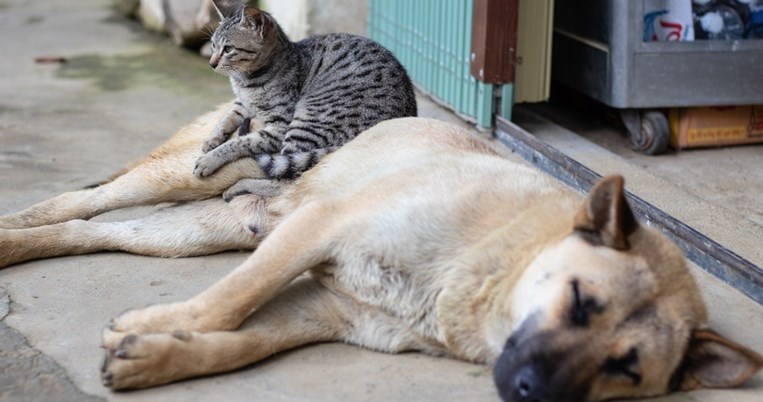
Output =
[
  {"x1": 570, "y1": 279, "x2": 604, "y2": 327},
  {"x1": 602, "y1": 347, "x2": 642, "y2": 385}
]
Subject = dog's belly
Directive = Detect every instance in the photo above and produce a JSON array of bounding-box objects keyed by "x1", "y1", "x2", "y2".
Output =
[{"x1": 310, "y1": 258, "x2": 449, "y2": 355}]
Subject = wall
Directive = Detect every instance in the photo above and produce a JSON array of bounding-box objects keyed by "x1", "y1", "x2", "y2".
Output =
[{"x1": 260, "y1": 0, "x2": 368, "y2": 40}]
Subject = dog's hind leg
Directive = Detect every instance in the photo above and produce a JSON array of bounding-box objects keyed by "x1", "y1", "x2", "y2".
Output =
[
  {"x1": 222, "y1": 179, "x2": 287, "y2": 237},
  {"x1": 101, "y1": 278, "x2": 352, "y2": 389},
  {"x1": 0, "y1": 198, "x2": 260, "y2": 268},
  {"x1": 0, "y1": 106, "x2": 266, "y2": 229},
  {"x1": 102, "y1": 200, "x2": 346, "y2": 348}
]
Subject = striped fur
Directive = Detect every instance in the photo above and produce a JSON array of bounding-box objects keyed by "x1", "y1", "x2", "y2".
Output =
[
  {"x1": 195, "y1": 0, "x2": 417, "y2": 180},
  {"x1": 254, "y1": 147, "x2": 339, "y2": 179}
]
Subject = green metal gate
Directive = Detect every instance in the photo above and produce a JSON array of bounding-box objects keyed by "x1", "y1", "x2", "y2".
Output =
[{"x1": 369, "y1": 0, "x2": 509, "y2": 128}]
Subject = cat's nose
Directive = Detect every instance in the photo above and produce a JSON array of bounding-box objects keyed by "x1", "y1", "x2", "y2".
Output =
[{"x1": 209, "y1": 59, "x2": 218, "y2": 69}]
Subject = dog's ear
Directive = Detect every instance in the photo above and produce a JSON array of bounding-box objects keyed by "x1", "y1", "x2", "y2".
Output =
[
  {"x1": 673, "y1": 329, "x2": 763, "y2": 390},
  {"x1": 212, "y1": 0, "x2": 242, "y2": 19},
  {"x1": 573, "y1": 175, "x2": 638, "y2": 250}
]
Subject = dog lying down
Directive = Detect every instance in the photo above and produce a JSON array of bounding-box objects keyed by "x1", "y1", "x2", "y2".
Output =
[{"x1": 0, "y1": 115, "x2": 760, "y2": 401}]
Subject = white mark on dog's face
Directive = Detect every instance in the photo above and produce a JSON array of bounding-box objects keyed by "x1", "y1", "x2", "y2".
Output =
[{"x1": 510, "y1": 236, "x2": 655, "y2": 333}]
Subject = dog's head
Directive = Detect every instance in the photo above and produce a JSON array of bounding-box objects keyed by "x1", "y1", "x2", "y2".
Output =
[{"x1": 494, "y1": 175, "x2": 762, "y2": 402}]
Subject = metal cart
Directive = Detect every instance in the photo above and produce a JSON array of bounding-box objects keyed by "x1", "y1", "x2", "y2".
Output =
[{"x1": 552, "y1": 0, "x2": 763, "y2": 154}]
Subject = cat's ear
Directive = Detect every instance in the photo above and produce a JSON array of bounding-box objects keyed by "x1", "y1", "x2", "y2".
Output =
[
  {"x1": 212, "y1": 0, "x2": 242, "y2": 19},
  {"x1": 240, "y1": 7, "x2": 269, "y2": 37}
]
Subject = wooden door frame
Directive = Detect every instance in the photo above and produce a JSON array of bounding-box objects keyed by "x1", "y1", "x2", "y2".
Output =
[{"x1": 470, "y1": 0, "x2": 519, "y2": 84}]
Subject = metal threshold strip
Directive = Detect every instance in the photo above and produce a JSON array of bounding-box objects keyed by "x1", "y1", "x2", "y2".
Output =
[{"x1": 494, "y1": 116, "x2": 763, "y2": 306}]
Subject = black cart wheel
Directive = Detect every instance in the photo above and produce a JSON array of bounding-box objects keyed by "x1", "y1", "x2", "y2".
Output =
[{"x1": 628, "y1": 110, "x2": 670, "y2": 155}]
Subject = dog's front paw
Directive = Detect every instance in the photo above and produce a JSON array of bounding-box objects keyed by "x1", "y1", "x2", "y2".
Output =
[
  {"x1": 102, "y1": 300, "x2": 236, "y2": 350},
  {"x1": 101, "y1": 331, "x2": 195, "y2": 389},
  {"x1": 102, "y1": 302, "x2": 196, "y2": 350},
  {"x1": 193, "y1": 153, "x2": 227, "y2": 178}
]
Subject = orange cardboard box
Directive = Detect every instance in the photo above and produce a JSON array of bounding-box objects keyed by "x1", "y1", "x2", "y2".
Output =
[{"x1": 669, "y1": 106, "x2": 763, "y2": 149}]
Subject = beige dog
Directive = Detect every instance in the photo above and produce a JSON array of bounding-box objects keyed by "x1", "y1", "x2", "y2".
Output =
[{"x1": 0, "y1": 113, "x2": 760, "y2": 401}]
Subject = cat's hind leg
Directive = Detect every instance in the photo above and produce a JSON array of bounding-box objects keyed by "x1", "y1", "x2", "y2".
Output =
[
  {"x1": 0, "y1": 105, "x2": 266, "y2": 229},
  {"x1": 222, "y1": 178, "x2": 285, "y2": 201}
]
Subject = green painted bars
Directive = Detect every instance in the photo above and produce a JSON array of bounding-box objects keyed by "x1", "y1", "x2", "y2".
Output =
[{"x1": 369, "y1": 0, "x2": 510, "y2": 128}]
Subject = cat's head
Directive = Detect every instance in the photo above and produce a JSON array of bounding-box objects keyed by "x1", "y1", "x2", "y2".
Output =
[{"x1": 208, "y1": 0, "x2": 283, "y2": 78}]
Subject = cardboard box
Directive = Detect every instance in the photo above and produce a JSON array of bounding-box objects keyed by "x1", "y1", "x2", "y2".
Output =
[{"x1": 669, "y1": 106, "x2": 763, "y2": 149}]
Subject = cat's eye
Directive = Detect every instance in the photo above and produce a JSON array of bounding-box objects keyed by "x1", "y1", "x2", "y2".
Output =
[{"x1": 223, "y1": 46, "x2": 233, "y2": 54}]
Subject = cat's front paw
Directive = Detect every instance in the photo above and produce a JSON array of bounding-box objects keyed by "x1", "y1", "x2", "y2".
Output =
[
  {"x1": 201, "y1": 134, "x2": 227, "y2": 153},
  {"x1": 193, "y1": 152, "x2": 227, "y2": 177}
]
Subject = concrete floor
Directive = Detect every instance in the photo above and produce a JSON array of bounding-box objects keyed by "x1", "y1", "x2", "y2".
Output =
[
  {"x1": 0, "y1": 1, "x2": 761, "y2": 401},
  {"x1": 515, "y1": 98, "x2": 763, "y2": 269}
]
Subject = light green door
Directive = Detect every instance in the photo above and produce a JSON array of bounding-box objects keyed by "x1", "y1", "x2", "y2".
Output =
[{"x1": 369, "y1": 0, "x2": 512, "y2": 128}]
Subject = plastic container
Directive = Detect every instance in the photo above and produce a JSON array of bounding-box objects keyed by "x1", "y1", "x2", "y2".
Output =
[{"x1": 552, "y1": 0, "x2": 763, "y2": 153}]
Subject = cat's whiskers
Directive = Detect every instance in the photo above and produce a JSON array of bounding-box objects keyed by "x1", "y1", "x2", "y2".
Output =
[{"x1": 201, "y1": 25, "x2": 216, "y2": 40}]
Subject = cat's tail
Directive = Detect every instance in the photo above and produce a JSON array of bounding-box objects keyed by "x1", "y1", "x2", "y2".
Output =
[{"x1": 254, "y1": 147, "x2": 340, "y2": 179}]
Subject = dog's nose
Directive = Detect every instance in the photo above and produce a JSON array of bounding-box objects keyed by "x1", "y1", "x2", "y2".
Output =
[{"x1": 514, "y1": 365, "x2": 547, "y2": 402}]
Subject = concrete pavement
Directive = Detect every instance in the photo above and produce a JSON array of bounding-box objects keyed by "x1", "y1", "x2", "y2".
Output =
[{"x1": 0, "y1": 1, "x2": 760, "y2": 401}]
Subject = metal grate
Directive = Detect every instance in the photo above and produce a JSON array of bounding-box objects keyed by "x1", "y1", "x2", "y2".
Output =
[{"x1": 368, "y1": 0, "x2": 495, "y2": 128}]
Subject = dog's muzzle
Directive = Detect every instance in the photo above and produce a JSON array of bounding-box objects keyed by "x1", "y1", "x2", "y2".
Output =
[{"x1": 493, "y1": 323, "x2": 592, "y2": 402}]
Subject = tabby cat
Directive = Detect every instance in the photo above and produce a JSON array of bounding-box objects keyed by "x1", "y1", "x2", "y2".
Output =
[{"x1": 194, "y1": 0, "x2": 417, "y2": 180}]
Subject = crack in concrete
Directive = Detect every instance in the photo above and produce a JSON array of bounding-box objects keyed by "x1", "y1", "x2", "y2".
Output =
[
  {"x1": 0, "y1": 287, "x2": 9, "y2": 320},
  {"x1": 0, "y1": 287, "x2": 104, "y2": 402}
]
